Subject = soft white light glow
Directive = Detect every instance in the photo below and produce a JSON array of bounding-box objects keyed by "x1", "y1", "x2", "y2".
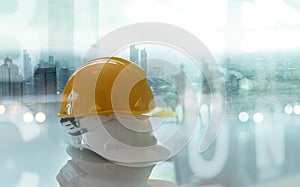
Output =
[
  {"x1": 0, "y1": 105, "x2": 5, "y2": 115},
  {"x1": 16, "y1": 172, "x2": 39, "y2": 187},
  {"x1": 294, "y1": 105, "x2": 300, "y2": 115},
  {"x1": 242, "y1": 0, "x2": 300, "y2": 29},
  {"x1": 0, "y1": 102, "x2": 41, "y2": 142},
  {"x1": 200, "y1": 104, "x2": 210, "y2": 126},
  {"x1": 99, "y1": 0, "x2": 227, "y2": 53},
  {"x1": 242, "y1": 29, "x2": 300, "y2": 52},
  {"x1": 239, "y1": 112, "x2": 249, "y2": 123},
  {"x1": 241, "y1": 0, "x2": 300, "y2": 52},
  {"x1": 253, "y1": 113, "x2": 264, "y2": 124},
  {"x1": 35, "y1": 112, "x2": 46, "y2": 123},
  {"x1": 284, "y1": 104, "x2": 293, "y2": 115},
  {"x1": 23, "y1": 112, "x2": 34, "y2": 123}
]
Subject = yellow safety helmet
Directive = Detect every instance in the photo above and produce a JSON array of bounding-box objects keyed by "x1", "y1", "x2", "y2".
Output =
[{"x1": 58, "y1": 57, "x2": 176, "y2": 118}]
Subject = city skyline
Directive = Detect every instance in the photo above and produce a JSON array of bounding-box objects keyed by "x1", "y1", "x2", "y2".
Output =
[
  {"x1": 0, "y1": 48, "x2": 299, "y2": 101},
  {"x1": 0, "y1": 50, "x2": 76, "y2": 100}
]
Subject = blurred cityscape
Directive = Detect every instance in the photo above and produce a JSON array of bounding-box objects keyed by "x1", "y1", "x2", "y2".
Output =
[
  {"x1": 2, "y1": 0, "x2": 300, "y2": 186},
  {"x1": 0, "y1": 50, "x2": 76, "y2": 101},
  {"x1": 2, "y1": 47, "x2": 299, "y2": 107},
  {"x1": 2, "y1": 46, "x2": 300, "y2": 187}
]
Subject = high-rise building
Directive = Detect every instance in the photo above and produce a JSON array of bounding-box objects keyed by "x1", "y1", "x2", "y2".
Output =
[
  {"x1": 34, "y1": 67, "x2": 57, "y2": 95},
  {"x1": 140, "y1": 48, "x2": 148, "y2": 75},
  {"x1": 58, "y1": 67, "x2": 72, "y2": 92},
  {"x1": 23, "y1": 49, "x2": 32, "y2": 81},
  {"x1": 37, "y1": 55, "x2": 56, "y2": 68},
  {"x1": 55, "y1": 60, "x2": 60, "y2": 73},
  {"x1": 130, "y1": 45, "x2": 139, "y2": 65},
  {"x1": 0, "y1": 57, "x2": 24, "y2": 98},
  {"x1": 49, "y1": 55, "x2": 54, "y2": 65}
]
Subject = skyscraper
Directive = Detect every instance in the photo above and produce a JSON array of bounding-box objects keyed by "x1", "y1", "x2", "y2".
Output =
[
  {"x1": 130, "y1": 45, "x2": 139, "y2": 65},
  {"x1": 23, "y1": 49, "x2": 32, "y2": 81},
  {"x1": 49, "y1": 55, "x2": 54, "y2": 65},
  {"x1": 0, "y1": 57, "x2": 24, "y2": 98},
  {"x1": 34, "y1": 67, "x2": 57, "y2": 95},
  {"x1": 37, "y1": 55, "x2": 56, "y2": 68},
  {"x1": 140, "y1": 48, "x2": 148, "y2": 75}
]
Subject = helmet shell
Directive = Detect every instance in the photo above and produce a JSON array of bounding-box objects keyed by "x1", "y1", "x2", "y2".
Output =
[{"x1": 58, "y1": 57, "x2": 158, "y2": 118}]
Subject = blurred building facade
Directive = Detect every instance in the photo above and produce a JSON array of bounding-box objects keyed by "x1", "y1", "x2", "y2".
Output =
[{"x1": 0, "y1": 57, "x2": 24, "y2": 98}]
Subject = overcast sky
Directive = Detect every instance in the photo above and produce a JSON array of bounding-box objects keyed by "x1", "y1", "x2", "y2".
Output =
[{"x1": 0, "y1": 0, "x2": 300, "y2": 63}]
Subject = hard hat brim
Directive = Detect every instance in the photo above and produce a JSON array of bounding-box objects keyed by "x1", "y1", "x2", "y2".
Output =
[
  {"x1": 142, "y1": 107, "x2": 177, "y2": 117},
  {"x1": 78, "y1": 124, "x2": 171, "y2": 167},
  {"x1": 58, "y1": 107, "x2": 176, "y2": 118}
]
